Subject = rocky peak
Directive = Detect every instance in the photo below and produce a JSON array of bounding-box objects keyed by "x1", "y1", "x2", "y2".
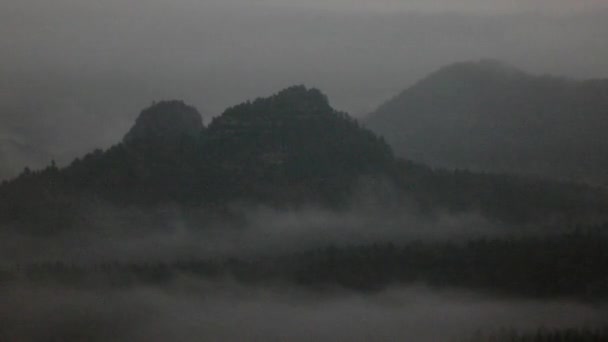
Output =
[
  {"x1": 269, "y1": 85, "x2": 331, "y2": 110},
  {"x1": 123, "y1": 100, "x2": 203, "y2": 145},
  {"x1": 209, "y1": 86, "x2": 333, "y2": 131}
]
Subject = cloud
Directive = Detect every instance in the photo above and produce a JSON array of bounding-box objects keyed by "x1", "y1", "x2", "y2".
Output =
[
  {"x1": 1, "y1": 283, "x2": 606, "y2": 341},
  {"x1": 0, "y1": 197, "x2": 511, "y2": 264}
]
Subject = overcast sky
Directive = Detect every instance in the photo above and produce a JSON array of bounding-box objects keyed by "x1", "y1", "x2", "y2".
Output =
[{"x1": 1, "y1": 0, "x2": 608, "y2": 179}]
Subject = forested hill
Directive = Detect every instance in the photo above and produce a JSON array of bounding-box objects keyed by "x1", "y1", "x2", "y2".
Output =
[
  {"x1": 0, "y1": 86, "x2": 395, "y2": 233},
  {"x1": 1, "y1": 85, "x2": 608, "y2": 235},
  {"x1": 201, "y1": 86, "x2": 394, "y2": 203},
  {"x1": 365, "y1": 59, "x2": 608, "y2": 185}
]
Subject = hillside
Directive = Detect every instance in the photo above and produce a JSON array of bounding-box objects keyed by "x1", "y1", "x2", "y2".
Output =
[
  {"x1": 365, "y1": 59, "x2": 608, "y2": 185},
  {"x1": 2, "y1": 85, "x2": 608, "y2": 235},
  {"x1": 0, "y1": 87, "x2": 395, "y2": 233}
]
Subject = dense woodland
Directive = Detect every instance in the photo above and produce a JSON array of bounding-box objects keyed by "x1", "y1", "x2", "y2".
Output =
[
  {"x1": 2, "y1": 87, "x2": 607, "y2": 295},
  {"x1": 1, "y1": 85, "x2": 607, "y2": 341},
  {"x1": 2, "y1": 86, "x2": 608, "y2": 234},
  {"x1": 395, "y1": 160, "x2": 608, "y2": 224},
  {"x1": 0, "y1": 87, "x2": 394, "y2": 233},
  {"x1": 3, "y1": 230, "x2": 607, "y2": 300}
]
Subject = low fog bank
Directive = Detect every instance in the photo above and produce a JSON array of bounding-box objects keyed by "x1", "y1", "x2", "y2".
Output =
[
  {"x1": 0, "y1": 200, "x2": 512, "y2": 263},
  {"x1": 1, "y1": 283, "x2": 605, "y2": 342}
]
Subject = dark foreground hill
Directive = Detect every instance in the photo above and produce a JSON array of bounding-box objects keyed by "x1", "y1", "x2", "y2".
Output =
[
  {"x1": 366, "y1": 59, "x2": 608, "y2": 185},
  {"x1": 55, "y1": 87, "x2": 393, "y2": 205},
  {"x1": 0, "y1": 87, "x2": 395, "y2": 233},
  {"x1": 1, "y1": 85, "x2": 608, "y2": 235}
]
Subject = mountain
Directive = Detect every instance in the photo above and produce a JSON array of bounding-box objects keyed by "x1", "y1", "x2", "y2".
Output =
[
  {"x1": 123, "y1": 100, "x2": 203, "y2": 146},
  {"x1": 202, "y1": 86, "x2": 394, "y2": 203},
  {"x1": 81, "y1": 86, "x2": 393, "y2": 206},
  {"x1": 365, "y1": 59, "x2": 608, "y2": 185},
  {"x1": 2, "y1": 85, "x2": 608, "y2": 235},
  {"x1": 0, "y1": 86, "x2": 395, "y2": 233}
]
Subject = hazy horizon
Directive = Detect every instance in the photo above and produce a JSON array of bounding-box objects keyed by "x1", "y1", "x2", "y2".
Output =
[
  {"x1": 2, "y1": 0, "x2": 608, "y2": 179},
  {"x1": 2, "y1": 2, "x2": 608, "y2": 339}
]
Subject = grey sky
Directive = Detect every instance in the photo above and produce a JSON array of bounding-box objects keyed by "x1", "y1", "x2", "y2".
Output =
[
  {"x1": 228, "y1": 0, "x2": 607, "y2": 13},
  {"x1": 1, "y1": 0, "x2": 607, "y2": 179}
]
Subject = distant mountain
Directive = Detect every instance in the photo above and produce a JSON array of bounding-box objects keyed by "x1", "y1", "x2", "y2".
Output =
[
  {"x1": 0, "y1": 136, "x2": 50, "y2": 181},
  {"x1": 365, "y1": 59, "x2": 608, "y2": 185}
]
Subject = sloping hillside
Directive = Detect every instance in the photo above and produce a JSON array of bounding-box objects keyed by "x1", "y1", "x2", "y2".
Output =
[{"x1": 366, "y1": 60, "x2": 608, "y2": 185}]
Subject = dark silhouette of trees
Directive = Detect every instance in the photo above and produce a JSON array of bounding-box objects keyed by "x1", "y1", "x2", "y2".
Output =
[
  {"x1": 3, "y1": 230, "x2": 607, "y2": 299},
  {"x1": 2, "y1": 86, "x2": 608, "y2": 235}
]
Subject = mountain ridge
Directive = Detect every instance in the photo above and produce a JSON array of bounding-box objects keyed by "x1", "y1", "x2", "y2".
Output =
[
  {"x1": 2, "y1": 84, "x2": 608, "y2": 235},
  {"x1": 0, "y1": 86, "x2": 397, "y2": 233},
  {"x1": 365, "y1": 59, "x2": 608, "y2": 184}
]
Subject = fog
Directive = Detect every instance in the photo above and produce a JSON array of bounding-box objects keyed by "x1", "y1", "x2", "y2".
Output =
[
  {"x1": 2, "y1": 283, "x2": 606, "y2": 342},
  {"x1": 5, "y1": 200, "x2": 599, "y2": 341},
  {"x1": 2, "y1": 1, "x2": 608, "y2": 340},
  {"x1": 2, "y1": 0, "x2": 608, "y2": 179},
  {"x1": 0, "y1": 199, "x2": 509, "y2": 263},
  {"x1": 4, "y1": 191, "x2": 600, "y2": 341}
]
